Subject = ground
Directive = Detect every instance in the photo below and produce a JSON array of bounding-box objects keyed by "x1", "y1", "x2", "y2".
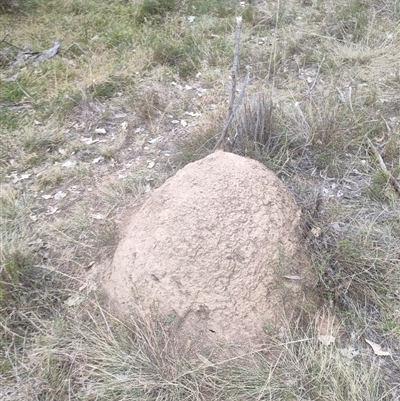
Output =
[{"x1": 1, "y1": 0, "x2": 400, "y2": 400}]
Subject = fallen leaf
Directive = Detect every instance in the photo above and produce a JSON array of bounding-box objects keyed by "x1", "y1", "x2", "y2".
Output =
[
  {"x1": 46, "y1": 206, "x2": 59, "y2": 215},
  {"x1": 283, "y1": 275, "x2": 302, "y2": 280},
  {"x1": 171, "y1": 120, "x2": 179, "y2": 124},
  {"x1": 95, "y1": 128, "x2": 106, "y2": 134},
  {"x1": 365, "y1": 339, "x2": 391, "y2": 356},
  {"x1": 92, "y1": 157, "x2": 104, "y2": 164},
  {"x1": 81, "y1": 137, "x2": 99, "y2": 145},
  {"x1": 42, "y1": 194, "x2": 53, "y2": 200},
  {"x1": 62, "y1": 160, "x2": 76, "y2": 168},
  {"x1": 147, "y1": 161, "x2": 155, "y2": 169},
  {"x1": 90, "y1": 213, "x2": 105, "y2": 220},
  {"x1": 318, "y1": 334, "x2": 335, "y2": 346},
  {"x1": 181, "y1": 120, "x2": 188, "y2": 127},
  {"x1": 54, "y1": 191, "x2": 67, "y2": 200},
  {"x1": 185, "y1": 111, "x2": 201, "y2": 117}
]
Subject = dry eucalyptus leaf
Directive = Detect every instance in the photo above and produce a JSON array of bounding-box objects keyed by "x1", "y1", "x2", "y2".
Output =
[
  {"x1": 283, "y1": 275, "x2": 302, "y2": 280},
  {"x1": 365, "y1": 339, "x2": 391, "y2": 356},
  {"x1": 62, "y1": 160, "x2": 76, "y2": 168},
  {"x1": 90, "y1": 213, "x2": 105, "y2": 220},
  {"x1": 95, "y1": 128, "x2": 107, "y2": 134},
  {"x1": 54, "y1": 191, "x2": 67, "y2": 200},
  {"x1": 81, "y1": 137, "x2": 99, "y2": 145}
]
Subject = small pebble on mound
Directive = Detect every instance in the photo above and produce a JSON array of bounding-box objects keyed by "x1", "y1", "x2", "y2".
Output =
[{"x1": 104, "y1": 151, "x2": 314, "y2": 346}]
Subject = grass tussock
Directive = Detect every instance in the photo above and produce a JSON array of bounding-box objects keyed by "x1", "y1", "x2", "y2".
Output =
[
  {"x1": 1, "y1": 304, "x2": 394, "y2": 400},
  {"x1": 1, "y1": 0, "x2": 400, "y2": 398}
]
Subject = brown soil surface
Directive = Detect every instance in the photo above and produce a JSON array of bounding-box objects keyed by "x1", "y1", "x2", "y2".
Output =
[{"x1": 103, "y1": 151, "x2": 315, "y2": 347}]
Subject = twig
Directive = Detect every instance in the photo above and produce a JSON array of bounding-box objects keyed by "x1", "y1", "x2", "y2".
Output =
[
  {"x1": 214, "y1": 17, "x2": 250, "y2": 152},
  {"x1": 226, "y1": 16, "x2": 242, "y2": 125},
  {"x1": 214, "y1": 70, "x2": 250, "y2": 151},
  {"x1": 366, "y1": 136, "x2": 400, "y2": 195}
]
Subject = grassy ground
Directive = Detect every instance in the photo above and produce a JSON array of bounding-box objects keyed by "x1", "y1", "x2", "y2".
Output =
[{"x1": 1, "y1": 0, "x2": 400, "y2": 399}]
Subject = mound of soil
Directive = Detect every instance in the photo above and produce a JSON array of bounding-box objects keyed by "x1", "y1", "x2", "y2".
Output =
[{"x1": 103, "y1": 151, "x2": 314, "y2": 346}]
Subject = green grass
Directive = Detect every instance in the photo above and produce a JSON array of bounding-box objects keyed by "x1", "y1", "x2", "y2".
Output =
[{"x1": 1, "y1": 0, "x2": 400, "y2": 399}]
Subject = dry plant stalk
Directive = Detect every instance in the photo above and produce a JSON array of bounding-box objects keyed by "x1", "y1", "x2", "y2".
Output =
[{"x1": 214, "y1": 16, "x2": 250, "y2": 152}]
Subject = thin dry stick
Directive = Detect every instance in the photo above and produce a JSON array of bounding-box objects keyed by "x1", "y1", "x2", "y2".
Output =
[
  {"x1": 366, "y1": 136, "x2": 400, "y2": 194},
  {"x1": 214, "y1": 16, "x2": 249, "y2": 151}
]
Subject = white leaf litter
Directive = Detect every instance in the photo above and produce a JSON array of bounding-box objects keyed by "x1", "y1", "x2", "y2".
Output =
[
  {"x1": 90, "y1": 213, "x2": 105, "y2": 220},
  {"x1": 30, "y1": 214, "x2": 38, "y2": 222},
  {"x1": 81, "y1": 137, "x2": 99, "y2": 145},
  {"x1": 92, "y1": 157, "x2": 104, "y2": 164},
  {"x1": 144, "y1": 183, "x2": 152, "y2": 193},
  {"x1": 54, "y1": 191, "x2": 67, "y2": 200},
  {"x1": 147, "y1": 161, "x2": 155, "y2": 169},
  {"x1": 318, "y1": 334, "x2": 336, "y2": 346},
  {"x1": 171, "y1": 120, "x2": 180, "y2": 124},
  {"x1": 283, "y1": 275, "x2": 302, "y2": 280},
  {"x1": 11, "y1": 173, "x2": 32, "y2": 183},
  {"x1": 42, "y1": 194, "x2": 53, "y2": 200},
  {"x1": 62, "y1": 160, "x2": 76, "y2": 168},
  {"x1": 181, "y1": 120, "x2": 188, "y2": 127},
  {"x1": 58, "y1": 148, "x2": 66, "y2": 155},
  {"x1": 185, "y1": 111, "x2": 201, "y2": 117},
  {"x1": 121, "y1": 121, "x2": 128, "y2": 130},
  {"x1": 365, "y1": 339, "x2": 391, "y2": 356},
  {"x1": 95, "y1": 128, "x2": 106, "y2": 134},
  {"x1": 46, "y1": 206, "x2": 58, "y2": 215}
]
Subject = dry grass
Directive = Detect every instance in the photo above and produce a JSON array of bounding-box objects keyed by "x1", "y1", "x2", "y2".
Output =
[{"x1": 1, "y1": 0, "x2": 400, "y2": 399}]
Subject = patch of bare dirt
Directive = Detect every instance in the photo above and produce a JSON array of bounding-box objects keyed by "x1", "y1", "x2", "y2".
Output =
[{"x1": 102, "y1": 150, "x2": 316, "y2": 348}]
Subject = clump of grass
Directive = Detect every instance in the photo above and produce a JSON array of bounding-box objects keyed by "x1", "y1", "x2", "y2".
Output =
[
  {"x1": 135, "y1": 0, "x2": 176, "y2": 24},
  {"x1": 21, "y1": 128, "x2": 65, "y2": 153},
  {"x1": 0, "y1": 185, "x2": 38, "y2": 304},
  {"x1": 150, "y1": 29, "x2": 202, "y2": 78},
  {"x1": 324, "y1": 0, "x2": 369, "y2": 42},
  {"x1": 231, "y1": 93, "x2": 277, "y2": 159},
  {"x1": 1, "y1": 303, "x2": 394, "y2": 400}
]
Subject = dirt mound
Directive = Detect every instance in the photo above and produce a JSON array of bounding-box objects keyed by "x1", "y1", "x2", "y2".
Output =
[{"x1": 103, "y1": 151, "x2": 314, "y2": 346}]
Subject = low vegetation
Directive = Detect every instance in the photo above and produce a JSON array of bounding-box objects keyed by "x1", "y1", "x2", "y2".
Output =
[{"x1": 1, "y1": 0, "x2": 399, "y2": 399}]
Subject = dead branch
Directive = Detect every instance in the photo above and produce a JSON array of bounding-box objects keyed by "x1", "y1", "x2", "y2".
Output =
[{"x1": 214, "y1": 16, "x2": 249, "y2": 152}]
